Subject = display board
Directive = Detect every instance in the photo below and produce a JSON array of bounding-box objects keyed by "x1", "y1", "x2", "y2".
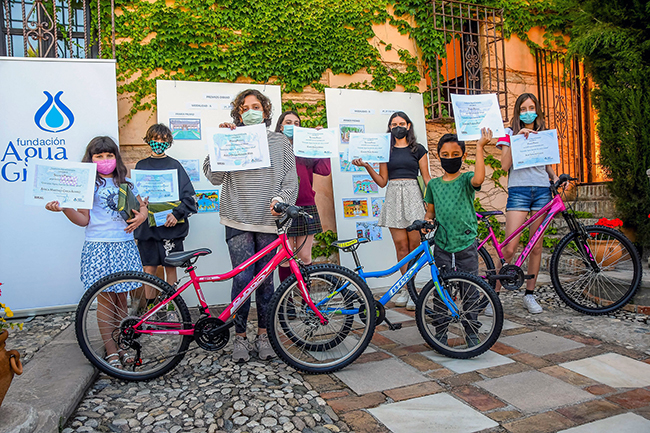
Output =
[
  {"x1": 325, "y1": 88, "x2": 429, "y2": 289},
  {"x1": 0, "y1": 58, "x2": 119, "y2": 314},
  {"x1": 156, "y1": 80, "x2": 283, "y2": 305}
]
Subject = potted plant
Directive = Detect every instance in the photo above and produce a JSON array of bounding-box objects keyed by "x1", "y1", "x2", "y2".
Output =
[
  {"x1": 0, "y1": 287, "x2": 23, "y2": 408},
  {"x1": 589, "y1": 218, "x2": 624, "y2": 267}
]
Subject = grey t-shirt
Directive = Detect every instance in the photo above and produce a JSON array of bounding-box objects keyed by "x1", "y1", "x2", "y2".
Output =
[{"x1": 496, "y1": 127, "x2": 550, "y2": 188}]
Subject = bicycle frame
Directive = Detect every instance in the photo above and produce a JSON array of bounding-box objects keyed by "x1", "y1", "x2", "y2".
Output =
[
  {"x1": 132, "y1": 232, "x2": 327, "y2": 336},
  {"x1": 478, "y1": 193, "x2": 566, "y2": 266},
  {"x1": 330, "y1": 237, "x2": 460, "y2": 317}
]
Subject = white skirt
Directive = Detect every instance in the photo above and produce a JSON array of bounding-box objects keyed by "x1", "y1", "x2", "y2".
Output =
[{"x1": 378, "y1": 179, "x2": 426, "y2": 229}]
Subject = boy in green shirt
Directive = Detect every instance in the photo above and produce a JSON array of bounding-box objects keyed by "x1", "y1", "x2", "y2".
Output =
[{"x1": 423, "y1": 128, "x2": 492, "y2": 345}]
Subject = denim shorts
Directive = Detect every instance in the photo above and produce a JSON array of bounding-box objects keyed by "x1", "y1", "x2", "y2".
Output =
[{"x1": 506, "y1": 186, "x2": 552, "y2": 212}]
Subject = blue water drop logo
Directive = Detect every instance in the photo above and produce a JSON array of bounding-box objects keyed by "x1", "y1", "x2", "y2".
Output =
[{"x1": 34, "y1": 91, "x2": 75, "y2": 133}]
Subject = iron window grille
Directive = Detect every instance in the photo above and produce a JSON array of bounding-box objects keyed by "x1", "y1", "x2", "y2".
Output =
[{"x1": 428, "y1": 0, "x2": 508, "y2": 121}]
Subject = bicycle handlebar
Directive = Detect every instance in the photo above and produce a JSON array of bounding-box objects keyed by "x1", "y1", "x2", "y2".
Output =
[
  {"x1": 550, "y1": 174, "x2": 578, "y2": 195},
  {"x1": 273, "y1": 202, "x2": 313, "y2": 220},
  {"x1": 406, "y1": 220, "x2": 437, "y2": 233}
]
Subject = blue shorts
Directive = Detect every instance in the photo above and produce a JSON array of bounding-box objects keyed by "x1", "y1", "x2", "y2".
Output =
[{"x1": 506, "y1": 186, "x2": 552, "y2": 212}]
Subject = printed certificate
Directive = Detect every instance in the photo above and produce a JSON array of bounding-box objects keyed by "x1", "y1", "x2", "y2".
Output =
[
  {"x1": 207, "y1": 123, "x2": 271, "y2": 171},
  {"x1": 450, "y1": 93, "x2": 505, "y2": 140},
  {"x1": 293, "y1": 126, "x2": 336, "y2": 158},
  {"x1": 25, "y1": 160, "x2": 97, "y2": 209},
  {"x1": 348, "y1": 133, "x2": 391, "y2": 162},
  {"x1": 131, "y1": 169, "x2": 179, "y2": 202},
  {"x1": 511, "y1": 129, "x2": 561, "y2": 170}
]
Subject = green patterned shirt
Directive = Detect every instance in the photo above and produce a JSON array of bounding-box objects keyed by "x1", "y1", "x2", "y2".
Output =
[{"x1": 424, "y1": 171, "x2": 480, "y2": 253}]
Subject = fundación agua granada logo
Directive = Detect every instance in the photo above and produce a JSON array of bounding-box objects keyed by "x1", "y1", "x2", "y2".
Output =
[{"x1": 34, "y1": 91, "x2": 75, "y2": 133}]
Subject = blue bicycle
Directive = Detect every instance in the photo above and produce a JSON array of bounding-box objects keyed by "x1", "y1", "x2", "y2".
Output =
[{"x1": 330, "y1": 220, "x2": 504, "y2": 358}]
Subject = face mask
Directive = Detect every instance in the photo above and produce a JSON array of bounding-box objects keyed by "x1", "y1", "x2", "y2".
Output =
[
  {"x1": 440, "y1": 156, "x2": 463, "y2": 174},
  {"x1": 283, "y1": 124, "x2": 294, "y2": 138},
  {"x1": 391, "y1": 126, "x2": 408, "y2": 139},
  {"x1": 519, "y1": 111, "x2": 538, "y2": 125},
  {"x1": 96, "y1": 159, "x2": 117, "y2": 175},
  {"x1": 241, "y1": 109, "x2": 265, "y2": 126},
  {"x1": 148, "y1": 140, "x2": 171, "y2": 155}
]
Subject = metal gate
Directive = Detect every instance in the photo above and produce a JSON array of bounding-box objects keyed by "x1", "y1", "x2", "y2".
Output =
[{"x1": 534, "y1": 49, "x2": 596, "y2": 183}]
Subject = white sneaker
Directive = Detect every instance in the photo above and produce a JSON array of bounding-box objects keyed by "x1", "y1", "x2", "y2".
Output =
[
  {"x1": 523, "y1": 294, "x2": 543, "y2": 314},
  {"x1": 406, "y1": 297, "x2": 416, "y2": 311},
  {"x1": 394, "y1": 290, "x2": 409, "y2": 307},
  {"x1": 484, "y1": 303, "x2": 494, "y2": 317}
]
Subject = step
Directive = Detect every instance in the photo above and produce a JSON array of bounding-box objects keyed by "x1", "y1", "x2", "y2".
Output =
[{"x1": 575, "y1": 183, "x2": 612, "y2": 201}]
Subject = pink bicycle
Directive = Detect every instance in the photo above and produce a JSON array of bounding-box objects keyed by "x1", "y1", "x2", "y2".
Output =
[
  {"x1": 75, "y1": 204, "x2": 375, "y2": 381},
  {"x1": 408, "y1": 174, "x2": 642, "y2": 315}
]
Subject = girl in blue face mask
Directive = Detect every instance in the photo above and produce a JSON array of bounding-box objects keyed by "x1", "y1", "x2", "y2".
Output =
[{"x1": 495, "y1": 93, "x2": 560, "y2": 315}]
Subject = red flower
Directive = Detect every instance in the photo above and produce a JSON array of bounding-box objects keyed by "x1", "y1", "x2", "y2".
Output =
[{"x1": 595, "y1": 217, "x2": 623, "y2": 229}]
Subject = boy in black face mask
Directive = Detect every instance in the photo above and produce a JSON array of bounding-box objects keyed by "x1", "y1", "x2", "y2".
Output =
[{"x1": 423, "y1": 128, "x2": 492, "y2": 346}]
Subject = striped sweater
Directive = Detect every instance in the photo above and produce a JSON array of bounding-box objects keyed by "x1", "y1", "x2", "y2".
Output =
[{"x1": 203, "y1": 130, "x2": 298, "y2": 233}]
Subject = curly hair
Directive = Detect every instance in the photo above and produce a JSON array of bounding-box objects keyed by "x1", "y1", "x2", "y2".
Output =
[
  {"x1": 143, "y1": 123, "x2": 173, "y2": 145},
  {"x1": 230, "y1": 89, "x2": 273, "y2": 127}
]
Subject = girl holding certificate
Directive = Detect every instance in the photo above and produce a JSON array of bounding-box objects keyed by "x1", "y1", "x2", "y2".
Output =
[
  {"x1": 203, "y1": 89, "x2": 298, "y2": 363},
  {"x1": 496, "y1": 93, "x2": 560, "y2": 314},
  {"x1": 352, "y1": 111, "x2": 430, "y2": 310},
  {"x1": 274, "y1": 111, "x2": 331, "y2": 283},
  {"x1": 45, "y1": 137, "x2": 148, "y2": 369}
]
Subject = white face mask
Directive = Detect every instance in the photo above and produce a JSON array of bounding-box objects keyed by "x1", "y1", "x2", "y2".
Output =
[{"x1": 241, "y1": 109, "x2": 264, "y2": 125}]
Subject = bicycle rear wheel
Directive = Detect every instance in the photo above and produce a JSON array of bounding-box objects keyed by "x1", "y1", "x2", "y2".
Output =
[
  {"x1": 550, "y1": 225, "x2": 642, "y2": 315},
  {"x1": 75, "y1": 271, "x2": 192, "y2": 381},
  {"x1": 267, "y1": 264, "x2": 376, "y2": 374},
  {"x1": 415, "y1": 271, "x2": 503, "y2": 359}
]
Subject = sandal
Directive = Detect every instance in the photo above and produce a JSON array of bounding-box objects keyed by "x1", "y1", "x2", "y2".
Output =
[
  {"x1": 105, "y1": 353, "x2": 122, "y2": 369},
  {"x1": 120, "y1": 351, "x2": 135, "y2": 366}
]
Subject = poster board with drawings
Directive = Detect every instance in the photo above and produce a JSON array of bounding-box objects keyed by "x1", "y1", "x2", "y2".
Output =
[
  {"x1": 325, "y1": 88, "x2": 429, "y2": 289},
  {"x1": 157, "y1": 80, "x2": 283, "y2": 304}
]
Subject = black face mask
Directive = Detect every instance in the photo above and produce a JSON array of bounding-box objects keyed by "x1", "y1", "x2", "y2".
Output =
[
  {"x1": 440, "y1": 156, "x2": 463, "y2": 174},
  {"x1": 391, "y1": 126, "x2": 408, "y2": 139}
]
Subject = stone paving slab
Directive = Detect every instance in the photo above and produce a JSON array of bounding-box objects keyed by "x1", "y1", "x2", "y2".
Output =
[
  {"x1": 378, "y1": 325, "x2": 423, "y2": 347},
  {"x1": 368, "y1": 393, "x2": 498, "y2": 433},
  {"x1": 333, "y1": 358, "x2": 429, "y2": 395},
  {"x1": 561, "y1": 353, "x2": 650, "y2": 388},
  {"x1": 556, "y1": 413, "x2": 650, "y2": 433},
  {"x1": 421, "y1": 349, "x2": 515, "y2": 374},
  {"x1": 499, "y1": 330, "x2": 585, "y2": 356},
  {"x1": 477, "y1": 370, "x2": 596, "y2": 412}
]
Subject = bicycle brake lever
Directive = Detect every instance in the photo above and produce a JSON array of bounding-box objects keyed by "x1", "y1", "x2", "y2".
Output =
[{"x1": 300, "y1": 211, "x2": 314, "y2": 219}]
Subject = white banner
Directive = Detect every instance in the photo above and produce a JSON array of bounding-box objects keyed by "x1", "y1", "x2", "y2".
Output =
[{"x1": 0, "y1": 58, "x2": 119, "y2": 314}]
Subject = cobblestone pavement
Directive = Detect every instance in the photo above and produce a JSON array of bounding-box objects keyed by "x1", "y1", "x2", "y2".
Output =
[
  {"x1": 5, "y1": 312, "x2": 73, "y2": 364},
  {"x1": 63, "y1": 324, "x2": 352, "y2": 433}
]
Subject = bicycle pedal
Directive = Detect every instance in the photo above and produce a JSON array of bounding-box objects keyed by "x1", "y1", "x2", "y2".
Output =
[
  {"x1": 524, "y1": 274, "x2": 535, "y2": 280},
  {"x1": 388, "y1": 322, "x2": 403, "y2": 331}
]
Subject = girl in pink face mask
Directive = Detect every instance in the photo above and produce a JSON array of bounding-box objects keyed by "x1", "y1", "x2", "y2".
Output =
[{"x1": 45, "y1": 136, "x2": 148, "y2": 370}]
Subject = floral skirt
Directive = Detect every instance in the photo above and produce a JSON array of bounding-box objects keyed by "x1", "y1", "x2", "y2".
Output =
[
  {"x1": 378, "y1": 179, "x2": 426, "y2": 229},
  {"x1": 80, "y1": 240, "x2": 143, "y2": 292}
]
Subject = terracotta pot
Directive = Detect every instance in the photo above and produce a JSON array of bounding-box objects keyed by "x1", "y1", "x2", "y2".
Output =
[
  {"x1": 0, "y1": 329, "x2": 23, "y2": 408},
  {"x1": 588, "y1": 239, "x2": 623, "y2": 268}
]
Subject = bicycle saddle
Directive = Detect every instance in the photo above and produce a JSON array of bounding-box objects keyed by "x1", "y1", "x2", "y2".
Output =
[
  {"x1": 331, "y1": 238, "x2": 370, "y2": 251},
  {"x1": 476, "y1": 210, "x2": 503, "y2": 218},
  {"x1": 164, "y1": 248, "x2": 212, "y2": 267}
]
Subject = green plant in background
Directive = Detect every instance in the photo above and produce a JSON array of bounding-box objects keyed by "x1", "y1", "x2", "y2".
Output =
[
  {"x1": 568, "y1": 210, "x2": 593, "y2": 219},
  {"x1": 312, "y1": 230, "x2": 338, "y2": 260},
  {"x1": 518, "y1": 226, "x2": 560, "y2": 251},
  {"x1": 282, "y1": 100, "x2": 327, "y2": 128}
]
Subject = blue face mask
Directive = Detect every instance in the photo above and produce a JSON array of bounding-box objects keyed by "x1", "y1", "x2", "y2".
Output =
[
  {"x1": 241, "y1": 109, "x2": 265, "y2": 126},
  {"x1": 519, "y1": 111, "x2": 538, "y2": 125},
  {"x1": 283, "y1": 124, "x2": 294, "y2": 138}
]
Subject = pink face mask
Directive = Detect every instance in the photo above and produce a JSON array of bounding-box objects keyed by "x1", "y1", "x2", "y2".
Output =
[{"x1": 96, "y1": 159, "x2": 117, "y2": 175}]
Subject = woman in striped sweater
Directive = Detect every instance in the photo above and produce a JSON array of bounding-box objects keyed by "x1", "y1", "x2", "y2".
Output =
[{"x1": 203, "y1": 89, "x2": 298, "y2": 363}]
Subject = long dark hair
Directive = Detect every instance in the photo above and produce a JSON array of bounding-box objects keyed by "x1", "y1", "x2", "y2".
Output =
[
  {"x1": 386, "y1": 111, "x2": 418, "y2": 153},
  {"x1": 230, "y1": 89, "x2": 273, "y2": 127},
  {"x1": 511, "y1": 93, "x2": 546, "y2": 135},
  {"x1": 82, "y1": 136, "x2": 129, "y2": 188}
]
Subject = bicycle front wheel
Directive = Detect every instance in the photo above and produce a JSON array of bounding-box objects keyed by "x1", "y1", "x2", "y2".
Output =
[
  {"x1": 267, "y1": 264, "x2": 376, "y2": 374},
  {"x1": 550, "y1": 225, "x2": 642, "y2": 315},
  {"x1": 75, "y1": 271, "x2": 192, "y2": 381},
  {"x1": 416, "y1": 271, "x2": 503, "y2": 359}
]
